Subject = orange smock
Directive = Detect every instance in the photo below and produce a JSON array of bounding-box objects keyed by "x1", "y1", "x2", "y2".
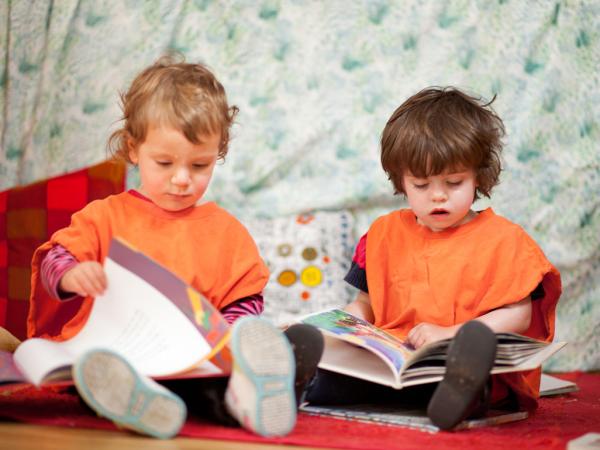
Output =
[
  {"x1": 366, "y1": 208, "x2": 561, "y2": 409},
  {"x1": 28, "y1": 192, "x2": 269, "y2": 340}
]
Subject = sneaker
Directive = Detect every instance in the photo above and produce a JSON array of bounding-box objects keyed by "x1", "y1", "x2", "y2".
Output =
[
  {"x1": 427, "y1": 321, "x2": 497, "y2": 430},
  {"x1": 284, "y1": 323, "x2": 324, "y2": 406},
  {"x1": 72, "y1": 348, "x2": 187, "y2": 439},
  {"x1": 225, "y1": 317, "x2": 296, "y2": 437}
]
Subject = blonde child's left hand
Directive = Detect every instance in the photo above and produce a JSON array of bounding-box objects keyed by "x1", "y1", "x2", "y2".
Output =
[{"x1": 407, "y1": 322, "x2": 459, "y2": 349}]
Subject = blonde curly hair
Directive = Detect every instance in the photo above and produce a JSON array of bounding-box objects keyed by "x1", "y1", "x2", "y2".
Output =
[{"x1": 108, "y1": 54, "x2": 238, "y2": 162}]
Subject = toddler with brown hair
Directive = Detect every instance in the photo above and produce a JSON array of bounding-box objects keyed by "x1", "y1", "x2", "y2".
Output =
[{"x1": 305, "y1": 87, "x2": 561, "y2": 430}]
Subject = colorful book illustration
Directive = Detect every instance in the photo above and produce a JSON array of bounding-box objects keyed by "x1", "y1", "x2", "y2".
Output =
[
  {"x1": 301, "y1": 309, "x2": 566, "y2": 390},
  {"x1": 2, "y1": 238, "x2": 231, "y2": 387}
]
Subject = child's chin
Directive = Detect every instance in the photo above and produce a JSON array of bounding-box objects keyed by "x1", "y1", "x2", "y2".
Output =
[
  {"x1": 423, "y1": 217, "x2": 453, "y2": 232},
  {"x1": 158, "y1": 199, "x2": 196, "y2": 212}
]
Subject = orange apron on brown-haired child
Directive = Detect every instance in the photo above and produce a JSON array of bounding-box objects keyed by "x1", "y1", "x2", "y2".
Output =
[{"x1": 365, "y1": 208, "x2": 561, "y2": 410}]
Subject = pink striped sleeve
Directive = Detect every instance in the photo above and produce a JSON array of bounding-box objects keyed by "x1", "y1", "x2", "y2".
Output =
[
  {"x1": 40, "y1": 244, "x2": 80, "y2": 301},
  {"x1": 220, "y1": 294, "x2": 264, "y2": 324}
]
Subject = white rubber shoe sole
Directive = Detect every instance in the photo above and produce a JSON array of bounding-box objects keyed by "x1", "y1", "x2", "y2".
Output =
[
  {"x1": 72, "y1": 348, "x2": 187, "y2": 439},
  {"x1": 225, "y1": 317, "x2": 296, "y2": 437}
]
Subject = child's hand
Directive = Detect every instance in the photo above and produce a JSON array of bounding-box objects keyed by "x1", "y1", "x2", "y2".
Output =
[
  {"x1": 407, "y1": 322, "x2": 459, "y2": 349},
  {"x1": 60, "y1": 261, "x2": 107, "y2": 298}
]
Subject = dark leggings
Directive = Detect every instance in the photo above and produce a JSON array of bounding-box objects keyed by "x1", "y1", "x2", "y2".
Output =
[
  {"x1": 304, "y1": 369, "x2": 521, "y2": 419},
  {"x1": 166, "y1": 370, "x2": 437, "y2": 426},
  {"x1": 162, "y1": 377, "x2": 238, "y2": 427},
  {"x1": 303, "y1": 368, "x2": 437, "y2": 408}
]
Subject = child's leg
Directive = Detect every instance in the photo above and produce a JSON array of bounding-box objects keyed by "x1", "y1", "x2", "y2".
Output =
[
  {"x1": 72, "y1": 349, "x2": 187, "y2": 439},
  {"x1": 167, "y1": 322, "x2": 324, "y2": 430},
  {"x1": 305, "y1": 368, "x2": 393, "y2": 405},
  {"x1": 283, "y1": 323, "x2": 324, "y2": 406},
  {"x1": 427, "y1": 320, "x2": 497, "y2": 430},
  {"x1": 224, "y1": 316, "x2": 297, "y2": 437},
  {"x1": 304, "y1": 367, "x2": 436, "y2": 407},
  {"x1": 165, "y1": 377, "x2": 240, "y2": 427}
]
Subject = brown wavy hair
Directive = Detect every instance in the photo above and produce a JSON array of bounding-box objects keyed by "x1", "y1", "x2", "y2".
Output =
[
  {"x1": 381, "y1": 86, "x2": 505, "y2": 199},
  {"x1": 108, "y1": 53, "x2": 238, "y2": 162}
]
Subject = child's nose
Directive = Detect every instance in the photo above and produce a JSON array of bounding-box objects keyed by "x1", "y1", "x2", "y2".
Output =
[
  {"x1": 171, "y1": 168, "x2": 191, "y2": 185},
  {"x1": 431, "y1": 187, "x2": 448, "y2": 202}
]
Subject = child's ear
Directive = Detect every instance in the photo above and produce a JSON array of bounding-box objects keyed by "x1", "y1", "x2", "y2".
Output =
[{"x1": 126, "y1": 136, "x2": 138, "y2": 164}]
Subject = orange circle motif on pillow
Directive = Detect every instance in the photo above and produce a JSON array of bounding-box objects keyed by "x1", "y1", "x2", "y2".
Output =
[{"x1": 277, "y1": 269, "x2": 297, "y2": 287}]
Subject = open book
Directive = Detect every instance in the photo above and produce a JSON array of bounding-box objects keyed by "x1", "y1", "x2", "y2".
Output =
[
  {"x1": 0, "y1": 238, "x2": 231, "y2": 387},
  {"x1": 300, "y1": 309, "x2": 566, "y2": 390}
]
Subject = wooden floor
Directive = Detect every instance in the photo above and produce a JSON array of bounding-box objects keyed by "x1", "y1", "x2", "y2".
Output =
[{"x1": 0, "y1": 423, "x2": 327, "y2": 450}]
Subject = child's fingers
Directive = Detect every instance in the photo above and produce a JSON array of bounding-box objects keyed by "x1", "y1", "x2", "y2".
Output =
[
  {"x1": 71, "y1": 273, "x2": 99, "y2": 297},
  {"x1": 407, "y1": 323, "x2": 423, "y2": 342},
  {"x1": 70, "y1": 263, "x2": 107, "y2": 297},
  {"x1": 407, "y1": 326, "x2": 422, "y2": 347},
  {"x1": 83, "y1": 266, "x2": 107, "y2": 296},
  {"x1": 87, "y1": 262, "x2": 108, "y2": 291}
]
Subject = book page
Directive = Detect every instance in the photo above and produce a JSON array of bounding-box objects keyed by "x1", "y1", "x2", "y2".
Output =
[
  {"x1": 15, "y1": 257, "x2": 212, "y2": 386},
  {"x1": 489, "y1": 342, "x2": 566, "y2": 374},
  {"x1": 400, "y1": 341, "x2": 567, "y2": 385},
  {"x1": 302, "y1": 309, "x2": 414, "y2": 380},
  {"x1": 318, "y1": 336, "x2": 402, "y2": 388}
]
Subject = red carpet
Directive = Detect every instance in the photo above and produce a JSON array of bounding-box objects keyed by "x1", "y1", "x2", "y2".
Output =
[{"x1": 1, "y1": 372, "x2": 598, "y2": 449}]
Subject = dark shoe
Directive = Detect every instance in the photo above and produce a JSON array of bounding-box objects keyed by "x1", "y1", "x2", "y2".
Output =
[
  {"x1": 466, "y1": 379, "x2": 492, "y2": 419},
  {"x1": 427, "y1": 321, "x2": 497, "y2": 430},
  {"x1": 284, "y1": 324, "x2": 325, "y2": 406}
]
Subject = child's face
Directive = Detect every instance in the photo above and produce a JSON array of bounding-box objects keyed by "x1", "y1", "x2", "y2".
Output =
[
  {"x1": 129, "y1": 125, "x2": 220, "y2": 212},
  {"x1": 403, "y1": 168, "x2": 478, "y2": 232}
]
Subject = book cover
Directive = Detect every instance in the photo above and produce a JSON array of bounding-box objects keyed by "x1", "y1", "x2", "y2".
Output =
[
  {"x1": 300, "y1": 403, "x2": 528, "y2": 432},
  {"x1": 540, "y1": 374, "x2": 579, "y2": 396}
]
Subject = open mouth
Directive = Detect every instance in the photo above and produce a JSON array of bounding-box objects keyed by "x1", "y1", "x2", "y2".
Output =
[{"x1": 430, "y1": 209, "x2": 449, "y2": 216}]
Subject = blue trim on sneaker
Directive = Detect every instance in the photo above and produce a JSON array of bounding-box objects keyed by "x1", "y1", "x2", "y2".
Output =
[
  {"x1": 72, "y1": 348, "x2": 187, "y2": 439},
  {"x1": 230, "y1": 317, "x2": 297, "y2": 437}
]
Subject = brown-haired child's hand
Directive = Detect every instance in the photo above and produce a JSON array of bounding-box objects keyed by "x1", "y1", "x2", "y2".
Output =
[
  {"x1": 407, "y1": 322, "x2": 459, "y2": 349},
  {"x1": 60, "y1": 261, "x2": 107, "y2": 298}
]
